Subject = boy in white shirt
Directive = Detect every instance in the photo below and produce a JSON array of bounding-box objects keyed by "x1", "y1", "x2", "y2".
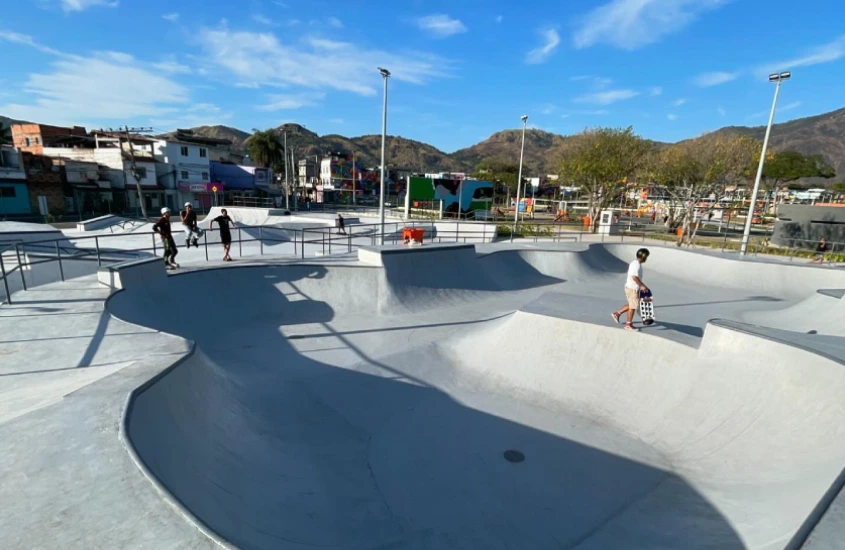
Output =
[{"x1": 612, "y1": 248, "x2": 650, "y2": 331}]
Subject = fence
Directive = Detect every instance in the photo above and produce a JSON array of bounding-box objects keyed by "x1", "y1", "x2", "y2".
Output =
[{"x1": 1, "y1": 220, "x2": 838, "y2": 305}]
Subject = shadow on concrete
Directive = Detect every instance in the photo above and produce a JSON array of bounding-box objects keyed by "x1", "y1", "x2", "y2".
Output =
[
  {"x1": 113, "y1": 264, "x2": 744, "y2": 550},
  {"x1": 649, "y1": 321, "x2": 705, "y2": 339},
  {"x1": 659, "y1": 295, "x2": 782, "y2": 309}
]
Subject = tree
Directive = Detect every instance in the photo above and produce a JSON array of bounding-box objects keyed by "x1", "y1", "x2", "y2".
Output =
[
  {"x1": 473, "y1": 159, "x2": 520, "y2": 193},
  {"x1": 762, "y1": 151, "x2": 835, "y2": 213},
  {"x1": 247, "y1": 129, "x2": 284, "y2": 169},
  {"x1": 650, "y1": 135, "x2": 759, "y2": 246},
  {"x1": 557, "y1": 127, "x2": 652, "y2": 231},
  {"x1": 0, "y1": 123, "x2": 10, "y2": 147}
]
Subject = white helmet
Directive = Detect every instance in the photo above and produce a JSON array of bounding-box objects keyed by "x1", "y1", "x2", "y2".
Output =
[
  {"x1": 161, "y1": 207, "x2": 171, "y2": 215},
  {"x1": 184, "y1": 202, "x2": 192, "y2": 207}
]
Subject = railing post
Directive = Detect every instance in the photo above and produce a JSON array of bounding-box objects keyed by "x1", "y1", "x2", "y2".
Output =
[
  {"x1": 329, "y1": 231, "x2": 332, "y2": 255},
  {"x1": 56, "y1": 241, "x2": 65, "y2": 282},
  {"x1": 294, "y1": 229, "x2": 297, "y2": 256},
  {"x1": 322, "y1": 232, "x2": 326, "y2": 255},
  {"x1": 301, "y1": 230, "x2": 305, "y2": 259},
  {"x1": 15, "y1": 244, "x2": 26, "y2": 291},
  {"x1": 204, "y1": 230, "x2": 209, "y2": 261},
  {"x1": 95, "y1": 236, "x2": 102, "y2": 267},
  {"x1": 0, "y1": 252, "x2": 11, "y2": 304},
  {"x1": 259, "y1": 227, "x2": 264, "y2": 256},
  {"x1": 238, "y1": 228, "x2": 243, "y2": 257},
  {"x1": 152, "y1": 233, "x2": 157, "y2": 256}
]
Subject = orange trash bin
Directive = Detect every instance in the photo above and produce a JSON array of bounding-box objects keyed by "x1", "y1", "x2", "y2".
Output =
[{"x1": 402, "y1": 227, "x2": 425, "y2": 244}]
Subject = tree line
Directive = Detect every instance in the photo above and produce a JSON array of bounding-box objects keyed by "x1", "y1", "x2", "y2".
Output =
[{"x1": 474, "y1": 127, "x2": 836, "y2": 245}]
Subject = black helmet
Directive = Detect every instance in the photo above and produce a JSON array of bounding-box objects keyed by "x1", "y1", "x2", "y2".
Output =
[{"x1": 636, "y1": 248, "x2": 650, "y2": 260}]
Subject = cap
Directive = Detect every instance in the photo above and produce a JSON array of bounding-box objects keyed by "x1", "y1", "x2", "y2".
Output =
[
  {"x1": 184, "y1": 202, "x2": 192, "y2": 208},
  {"x1": 161, "y1": 207, "x2": 171, "y2": 214}
]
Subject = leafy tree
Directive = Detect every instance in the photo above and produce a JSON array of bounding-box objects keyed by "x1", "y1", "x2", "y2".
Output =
[
  {"x1": 650, "y1": 135, "x2": 759, "y2": 246},
  {"x1": 557, "y1": 127, "x2": 652, "y2": 231},
  {"x1": 473, "y1": 159, "x2": 520, "y2": 191},
  {"x1": 762, "y1": 151, "x2": 835, "y2": 213},
  {"x1": 247, "y1": 129, "x2": 284, "y2": 169}
]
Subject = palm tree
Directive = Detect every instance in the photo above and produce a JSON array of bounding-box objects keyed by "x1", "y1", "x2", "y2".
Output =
[
  {"x1": 247, "y1": 129, "x2": 284, "y2": 169},
  {"x1": 0, "y1": 123, "x2": 11, "y2": 147}
]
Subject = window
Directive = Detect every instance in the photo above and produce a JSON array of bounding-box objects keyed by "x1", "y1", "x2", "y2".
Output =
[
  {"x1": 24, "y1": 137, "x2": 31, "y2": 147},
  {"x1": 199, "y1": 148, "x2": 207, "y2": 158},
  {"x1": 135, "y1": 167, "x2": 148, "y2": 179},
  {"x1": 0, "y1": 186, "x2": 16, "y2": 198},
  {"x1": 201, "y1": 171, "x2": 209, "y2": 180},
  {"x1": 35, "y1": 137, "x2": 41, "y2": 144},
  {"x1": 180, "y1": 170, "x2": 189, "y2": 180},
  {"x1": 180, "y1": 146, "x2": 189, "y2": 157}
]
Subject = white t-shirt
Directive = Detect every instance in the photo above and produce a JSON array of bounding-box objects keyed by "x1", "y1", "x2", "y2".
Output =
[{"x1": 626, "y1": 260, "x2": 643, "y2": 290}]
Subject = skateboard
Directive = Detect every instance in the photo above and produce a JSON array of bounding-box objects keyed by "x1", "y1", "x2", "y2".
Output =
[{"x1": 639, "y1": 289, "x2": 655, "y2": 326}]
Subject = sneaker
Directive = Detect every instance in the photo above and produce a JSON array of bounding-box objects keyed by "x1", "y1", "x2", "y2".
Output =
[
  {"x1": 166, "y1": 264, "x2": 176, "y2": 271},
  {"x1": 623, "y1": 323, "x2": 639, "y2": 332},
  {"x1": 611, "y1": 312, "x2": 621, "y2": 324},
  {"x1": 170, "y1": 262, "x2": 180, "y2": 269}
]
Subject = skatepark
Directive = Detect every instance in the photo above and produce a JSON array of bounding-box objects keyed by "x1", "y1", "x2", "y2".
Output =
[{"x1": 3, "y1": 210, "x2": 845, "y2": 549}]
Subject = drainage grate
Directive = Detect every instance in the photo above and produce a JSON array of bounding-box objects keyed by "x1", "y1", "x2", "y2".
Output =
[{"x1": 503, "y1": 450, "x2": 525, "y2": 463}]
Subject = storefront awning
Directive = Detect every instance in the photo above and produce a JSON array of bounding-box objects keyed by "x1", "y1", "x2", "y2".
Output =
[
  {"x1": 255, "y1": 182, "x2": 281, "y2": 196},
  {"x1": 70, "y1": 181, "x2": 101, "y2": 190}
]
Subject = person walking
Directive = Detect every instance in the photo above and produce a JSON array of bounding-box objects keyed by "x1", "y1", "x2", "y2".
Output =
[
  {"x1": 612, "y1": 248, "x2": 650, "y2": 331},
  {"x1": 153, "y1": 207, "x2": 179, "y2": 270},
  {"x1": 210, "y1": 208, "x2": 235, "y2": 262},
  {"x1": 336, "y1": 213, "x2": 346, "y2": 235},
  {"x1": 180, "y1": 202, "x2": 201, "y2": 248}
]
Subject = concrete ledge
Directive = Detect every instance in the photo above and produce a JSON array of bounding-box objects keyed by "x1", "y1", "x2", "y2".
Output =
[
  {"x1": 358, "y1": 243, "x2": 475, "y2": 266},
  {"x1": 76, "y1": 214, "x2": 119, "y2": 232},
  {"x1": 98, "y1": 257, "x2": 164, "y2": 290}
]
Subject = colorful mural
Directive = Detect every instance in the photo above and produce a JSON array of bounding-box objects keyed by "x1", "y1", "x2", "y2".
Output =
[
  {"x1": 328, "y1": 159, "x2": 382, "y2": 194},
  {"x1": 407, "y1": 176, "x2": 493, "y2": 217}
]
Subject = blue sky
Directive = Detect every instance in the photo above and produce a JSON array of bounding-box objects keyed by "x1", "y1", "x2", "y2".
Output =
[{"x1": 1, "y1": 0, "x2": 844, "y2": 153}]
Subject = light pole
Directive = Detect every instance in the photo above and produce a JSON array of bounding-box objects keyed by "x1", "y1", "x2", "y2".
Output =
[
  {"x1": 378, "y1": 67, "x2": 390, "y2": 245},
  {"x1": 513, "y1": 115, "x2": 528, "y2": 233},
  {"x1": 740, "y1": 71, "x2": 791, "y2": 256}
]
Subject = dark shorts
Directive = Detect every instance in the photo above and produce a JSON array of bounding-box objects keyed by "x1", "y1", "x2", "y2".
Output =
[{"x1": 220, "y1": 232, "x2": 232, "y2": 245}]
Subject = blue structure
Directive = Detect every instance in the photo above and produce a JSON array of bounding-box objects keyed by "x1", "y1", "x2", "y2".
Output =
[
  {"x1": 210, "y1": 162, "x2": 273, "y2": 192},
  {"x1": 0, "y1": 182, "x2": 32, "y2": 215}
]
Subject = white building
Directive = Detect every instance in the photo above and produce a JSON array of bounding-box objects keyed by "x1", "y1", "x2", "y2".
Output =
[{"x1": 152, "y1": 140, "x2": 212, "y2": 210}]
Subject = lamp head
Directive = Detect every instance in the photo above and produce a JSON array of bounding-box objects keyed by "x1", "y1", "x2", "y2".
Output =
[
  {"x1": 521, "y1": 115, "x2": 528, "y2": 123},
  {"x1": 768, "y1": 72, "x2": 792, "y2": 82},
  {"x1": 378, "y1": 67, "x2": 391, "y2": 78}
]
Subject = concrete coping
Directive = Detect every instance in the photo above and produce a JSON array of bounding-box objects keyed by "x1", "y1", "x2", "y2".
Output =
[
  {"x1": 76, "y1": 214, "x2": 118, "y2": 232},
  {"x1": 357, "y1": 242, "x2": 476, "y2": 267},
  {"x1": 97, "y1": 257, "x2": 164, "y2": 290}
]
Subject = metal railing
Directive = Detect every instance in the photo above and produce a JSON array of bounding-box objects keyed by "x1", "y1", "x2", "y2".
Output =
[{"x1": 2, "y1": 219, "x2": 838, "y2": 305}]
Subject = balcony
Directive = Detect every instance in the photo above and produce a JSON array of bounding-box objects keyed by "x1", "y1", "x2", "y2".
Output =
[{"x1": 0, "y1": 166, "x2": 26, "y2": 181}]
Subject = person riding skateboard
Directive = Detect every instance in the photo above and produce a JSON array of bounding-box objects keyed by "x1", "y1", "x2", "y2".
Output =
[
  {"x1": 612, "y1": 248, "x2": 650, "y2": 331},
  {"x1": 153, "y1": 207, "x2": 179, "y2": 269}
]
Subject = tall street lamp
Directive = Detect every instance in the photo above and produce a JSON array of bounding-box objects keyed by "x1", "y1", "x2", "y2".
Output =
[
  {"x1": 378, "y1": 67, "x2": 390, "y2": 245},
  {"x1": 740, "y1": 71, "x2": 791, "y2": 256},
  {"x1": 513, "y1": 115, "x2": 529, "y2": 233}
]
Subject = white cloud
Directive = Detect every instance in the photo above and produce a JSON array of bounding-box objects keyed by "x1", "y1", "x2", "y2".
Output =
[
  {"x1": 693, "y1": 71, "x2": 739, "y2": 87},
  {"x1": 541, "y1": 104, "x2": 556, "y2": 115},
  {"x1": 560, "y1": 114, "x2": 570, "y2": 119},
  {"x1": 574, "y1": 0, "x2": 728, "y2": 50},
  {"x1": 162, "y1": 13, "x2": 179, "y2": 22},
  {"x1": 755, "y1": 35, "x2": 845, "y2": 76},
  {"x1": 569, "y1": 75, "x2": 612, "y2": 88},
  {"x1": 152, "y1": 58, "x2": 192, "y2": 75},
  {"x1": 667, "y1": 113, "x2": 678, "y2": 121},
  {"x1": 150, "y1": 103, "x2": 231, "y2": 131},
  {"x1": 414, "y1": 14, "x2": 467, "y2": 38},
  {"x1": 257, "y1": 92, "x2": 326, "y2": 111},
  {"x1": 525, "y1": 29, "x2": 560, "y2": 64},
  {"x1": 60, "y1": 0, "x2": 118, "y2": 12},
  {"x1": 573, "y1": 89, "x2": 639, "y2": 105},
  {"x1": 717, "y1": 106, "x2": 726, "y2": 116},
  {"x1": 672, "y1": 98, "x2": 687, "y2": 107},
  {"x1": 0, "y1": 30, "x2": 64, "y2": 56},
  {"x1": 0, "y1": 51, "x2": 190, "y2": 125},
  {"x1": 495, "y1": 15, "x2": 503, "y2": 23},
  {"x1": 328, "y1": 17, "x2": 344, "y2": 29},
  {"x1": 780, "y1": 100, "x2": 801, "y2": 112},
  {"x1": 235, "y1": 82, "x2": 260, "y2": 89},
  {"x1": 195, "y1": 24, "x2": 452, "y2": 96},
  {"x1": 650, "y1": 86, "x2": 663, "y2": 96},
  {"x1": 252, "y1": 14, "x2": 276, "y2": 26}
]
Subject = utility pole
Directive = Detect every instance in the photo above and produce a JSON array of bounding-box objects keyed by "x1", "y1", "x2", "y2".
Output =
[
  {"x1": 291, "y1": 146, "x2": 297, "y2": 210},
  {"x1": 283, "y1": 129, "x2": 290, "y2": 210},
  {"x1": 104, "y1": 126, "x2": 153, "y2": 218},
  {"x1": 352, "y1": 153, "x2": 357, "y2": 206}
]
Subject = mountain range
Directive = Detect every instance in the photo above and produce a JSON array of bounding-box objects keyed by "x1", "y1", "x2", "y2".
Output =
[{"x1": 4, "y1": 108, "x2": 844, "y2": 181}]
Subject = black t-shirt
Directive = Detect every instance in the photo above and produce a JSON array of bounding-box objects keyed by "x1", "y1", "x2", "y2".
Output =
[
  {"x1": 213, "y1": 215, "x2": 232, "y2": 235},
  {"x1": 153, "y1": 216, "x2": 172, "y2": 238},
  {"x1": 817, "y1": 241, "x2": 829, "y2": 253},
  {"x1": 182, "y1": 210, "x2": 197, "y2": 227}
]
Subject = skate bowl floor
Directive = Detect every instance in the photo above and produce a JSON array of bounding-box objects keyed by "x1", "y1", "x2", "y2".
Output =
[{"x1": 107, "y1": 243, "x2": 845, "y2": 550}]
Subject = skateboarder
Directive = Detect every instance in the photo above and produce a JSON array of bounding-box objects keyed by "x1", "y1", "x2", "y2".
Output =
[
  {"x1": 153, "y1": 207, "x2": 179, "y2": 269},
  {"x1": 180, "y1": 203, "x2": 201, "y2": 248},
  {"x1": 210, "y1": 208, "x2": 235, "y2": 262},
  {"x1": 612, "y1": 248, "x2": 650, "y2": 331}
]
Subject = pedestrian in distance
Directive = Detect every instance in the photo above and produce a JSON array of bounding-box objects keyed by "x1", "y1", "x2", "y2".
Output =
[
  {"x1": 210, "y1": 208, "x2": 235, "y2": 262},
  {"x1": 180, "y1": 202, "x2": 202, "y2": 248},
  {"x1": 336, "y1": 213, "x2": 346, "y2": 235},
  {"x1": 153, "y1": 207, "x2": 179, "y2": 270},
  {"x1": 811, "y1": 237, "x2": 829, "y2": 264},
  {"x1": 612, "y1": 248, "x2": 650, "y2": 331}
]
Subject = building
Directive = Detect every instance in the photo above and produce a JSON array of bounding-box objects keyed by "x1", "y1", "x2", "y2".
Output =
[
  {"x1": 52, "y1": 157, "x2": 115, "y2": 215},
  {"x1": 0, "y1": 147, "x2": 30, "y2": 215},
  {"x1": 153, "y1": 138, "x2": 212, "y2": 210},
  {"x1": 297, "y1": 158, "x2": 319, "y2": 199},
  {"x1": 11, "y1": 123, "x2": 87, "y2": 155},
  {"x1": 318, "y1": 152, "x2": 383, "y2": 203},
  {"x1": 20, "y1": 153, "x2": 63, "y2": 216},
  {"x1": 209, "y1": 161, "x2": 274, "y2": 207}
]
